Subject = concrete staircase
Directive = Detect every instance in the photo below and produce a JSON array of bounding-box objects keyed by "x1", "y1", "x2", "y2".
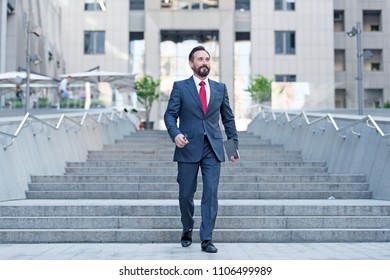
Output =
[{"x1": 1, "y1": 130, "x2": 390, "y2": 243}]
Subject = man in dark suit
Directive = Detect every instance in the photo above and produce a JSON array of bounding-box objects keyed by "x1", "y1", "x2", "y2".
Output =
[{"x1": 164, "y1": 46, "x2": 239, "y2": 253}]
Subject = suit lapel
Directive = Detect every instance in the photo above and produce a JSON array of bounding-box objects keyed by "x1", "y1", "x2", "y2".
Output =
[
  {"x1": 208, "y1": 79, "x2": 217, "y2": 115},
  {"x1": 185, "y1": 77, "x2": 204, "y2": 113}
]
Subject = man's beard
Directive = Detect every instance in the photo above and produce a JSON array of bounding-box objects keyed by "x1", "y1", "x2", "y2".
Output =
[{"x1": 194, "y1": 65, "x2": 210, "y2": 77}]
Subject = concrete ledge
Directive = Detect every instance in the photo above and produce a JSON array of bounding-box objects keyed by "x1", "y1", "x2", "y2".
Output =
[
  {"x1": 247, "y1": 110, "x2": 390, "y2": 200},
  {"x1": 0, "y1": 109, "x2": 137, "y2": 201}
]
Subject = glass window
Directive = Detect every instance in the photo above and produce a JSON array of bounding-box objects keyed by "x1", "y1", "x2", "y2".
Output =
[
  {"x1": 363, "y1": 49, "x2": 382, "y2": 72},
  {"x1": 286, "y1": 0, "x2": 295, "y2": 11},
  {"x1": 85, "y1": 0, "x2": 106, "y2": 11},
  {"x1": 335, "y1": 49, "x2": 346, "y2": 72},
  {"x1": 234, "y1": 32, "x2": 251, "y2": 118},
  {"x1": 129, "y1": 32, "x2": 145, "y2": 75},
  {"x1": 334, "y1": 10, "x2": 344, "y2": 32},
  {"x1": 364, "y1": 89, "x2": 383, "y2": 108},
  {"x1": 275, "y1": 31, "x2": 295, "y2": 55},
  {"x1": 275, "y1": 75, "x2": 296, "y2": 82},
  {"x1": 84, "y1": 31, "x2": 105, "y2": 54},
  {"x1": 363, "y1": 10, "x2": 381, "y2": 32},
  {"x1": 275, "y1": 32, "x2": 284, "y2": 54},
  {"x1": 130, "y1": 0, "x2": 144, "y2": 10},
  {"x1": 275, "y1": 0, "x2": 283, "y2": 10},
  {"x1": 235, "y1": 0, "x2": 250, "y2": 11},
  {"x1": 275, "y1": 0, "x2": 295, "y2": 11},
  {"x1": 161, "y1": 0, "x2": 218, "y2": 10},
  {"x1": 335, "y1": 89, "x2": 346, "y2": 108},
  {"x1": 286, "y1": 31, "x2": 295, "y2": 54},
  {"x1": 160, "y1": 30, "x2": 219, "y2": 96}
]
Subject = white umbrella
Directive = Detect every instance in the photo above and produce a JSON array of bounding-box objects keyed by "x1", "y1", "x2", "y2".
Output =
[
  {"x1": 59, "y1": 70, "x2": 135, "y2": 89},
  {"x1": 0, "y1": 71, "x2": 55, "y2": 85},
  {"x1": 0, "y1": 83, "x2": 58, "y2": 88}
]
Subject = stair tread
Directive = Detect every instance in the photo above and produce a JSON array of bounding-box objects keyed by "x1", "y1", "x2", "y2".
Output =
[{"x1": 1, "y1": 131, "x2": 387, "y2": 243}]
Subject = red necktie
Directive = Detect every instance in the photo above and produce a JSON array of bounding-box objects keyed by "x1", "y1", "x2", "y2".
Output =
[{"x1": 199, "y1": 81, "x2": 207, "y2": 115}]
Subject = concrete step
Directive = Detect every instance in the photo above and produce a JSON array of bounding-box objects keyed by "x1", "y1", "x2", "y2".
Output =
[
  {"x1": 1, "y1": 200, "x2": 389, "y2": 217},
  {"x1": 66, "y1": 160, "x2": 327, "y2": 168},
  {"x1": 93, "y1": 148, "x2": 291, "y2": 154},
  {"x1": 63, "y1": 166, "x2": 328, "y2": 174},
  {"x1": 1, "y1": 216, "x2": 389, "y2": 229},
  {"x1": 85, "y1": 154, "x2": 303, "y2": 161},
  {"x1": 2, "y1": 131, "x2": 384, "y2": 243},
  {"x1": 30, "y1": 174, "x2": 367, "y2": 183},
  {"x1": 25, "y1": 190, "x2": 372, "y2": 199},
  {"x1": 1, "y1": 228, "x2": 389, "y2": 243},
  {"x1": 27, "y1": 182, "x2": 370, "y2": 192},
  {"x1": 0, "y1": 199, "x2": 389, "y2": 243}
]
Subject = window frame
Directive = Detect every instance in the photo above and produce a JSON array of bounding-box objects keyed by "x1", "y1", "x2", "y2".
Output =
[
  {"x1": 84, "y1": 0, "x2": 106, "y2": 11},
  {"x1": 130, "y1": 0, "x2": 144, "y2": 10},
  {"x1": 84, "y1": 31, "x2": 106, "y2": 55},
  {"x1": 275, "y1": 0, "x2": 295, "y2": 11},
  {"x1": 275, "y1": 31, "x2": 296, "y2": 55}
]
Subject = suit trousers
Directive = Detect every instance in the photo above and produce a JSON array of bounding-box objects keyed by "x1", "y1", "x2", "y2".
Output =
[{"x1": 177, "y1": 136, "x2": 221, "y2": 241}]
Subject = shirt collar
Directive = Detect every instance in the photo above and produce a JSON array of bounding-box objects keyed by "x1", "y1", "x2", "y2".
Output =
[{"x1": 193, "y1": 75, "x2": 209, "y2": 86}]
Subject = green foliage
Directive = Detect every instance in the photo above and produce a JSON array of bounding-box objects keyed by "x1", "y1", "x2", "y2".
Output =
[
  {"x1": 90, "y1": 100, "x2": 106, "y2": 108},
  {"x1": 245, "y1": 75, "x2": 272, "y2": 103},
  {"x1": 383, "y1": 101, "x2": 390, "y2": 108},
  {"x1": 134, "y1": 75, "x2": 161, "y2": 122},
  {"x1": 37, "y1": 98, "x2": 51, "y2": 108},
  {"x1": 12, "y1": 100, "x2": 24, "y2": 108}
]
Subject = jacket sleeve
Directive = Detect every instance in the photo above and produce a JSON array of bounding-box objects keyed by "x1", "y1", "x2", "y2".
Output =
[
  {"x1": 164, "y1": 82, "x2": 182, "y2": 141},
  {"x1": 220, "y1": 83, "x2": 239, "y2": 149}
]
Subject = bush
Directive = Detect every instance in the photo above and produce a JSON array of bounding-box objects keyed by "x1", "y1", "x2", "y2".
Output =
[
  {"x1": 37, "y1": 98, "x2": 51, "y2": 108},
  {"x1": 13, "y1": 100, "x2": 24, "y2": 108},
  {"x1": 245, "y1": 75, "x2": 272, "y2": 103}
]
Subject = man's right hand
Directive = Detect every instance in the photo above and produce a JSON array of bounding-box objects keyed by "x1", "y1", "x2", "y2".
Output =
[{"x1": 174, "y1": 134, "x2": 189, "y2": 148}]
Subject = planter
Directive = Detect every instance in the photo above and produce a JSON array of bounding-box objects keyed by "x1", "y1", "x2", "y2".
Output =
[{"x1": 142, "y1": 121, "x2": 154, "y2": 130}]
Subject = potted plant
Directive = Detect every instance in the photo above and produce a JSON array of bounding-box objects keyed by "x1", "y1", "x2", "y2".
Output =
[
  {"x1": 134, "y1": 75, "x2": 161, "y2": 130},
  {"x1": 245, "y1": 75, "x2": 272, "y2": 104}
]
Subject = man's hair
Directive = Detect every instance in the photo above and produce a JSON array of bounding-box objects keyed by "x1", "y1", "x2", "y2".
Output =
[{"x1": 188, "y1": 46, "x2": 210, "y2": 62}]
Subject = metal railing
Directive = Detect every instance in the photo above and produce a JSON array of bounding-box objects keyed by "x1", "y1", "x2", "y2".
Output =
[
  {"x1": 258, "y1": 108, "x2": 390, "y2": 146},
  {"x1": 0, "y1": 109, "x2": 133, "y2": 150}
]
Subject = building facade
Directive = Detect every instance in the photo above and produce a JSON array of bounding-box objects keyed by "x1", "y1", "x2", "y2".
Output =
[
  {"x1": 2, "y1": 1, "x2": 389, "y2": 127},
  {"x1": 0, "y1": 0, "x2": 64, "y2": 107},
  {"x1": 334, "y1": 0, "x2": 390, "y2": 110},
  {"x1": 0, "y1": 0, "x2": 64, "y2": 79}
]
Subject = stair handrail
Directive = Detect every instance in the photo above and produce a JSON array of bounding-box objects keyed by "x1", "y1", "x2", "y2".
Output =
[
  {"x1": 257, "y1": 106, "x2": 390, "y2": 146},
  {"x1": 80, "y1": 111, "x2": 99, "y2": 128},
  {"x1": 0, "y1": 109, "x2": 131, "y2": 150},
  {"x1": 366, "y1": 115, "x2": 390, "y2": 145},
  {"x1": 55, "y1": 114, "x2": 85, "y2": 133},
  {"x1": 97, "y1": 111, "x2": 112, "y2": 124},
  {"x1": 0, "y1": 113, "x2": 31, "y2": 150}
]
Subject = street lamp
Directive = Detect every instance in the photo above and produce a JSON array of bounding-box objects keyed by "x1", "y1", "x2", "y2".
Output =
[
  {"x1": 346, "y1": 22, "x2": 373, "y2": 115},
  {"x1": 24, "y1": 7, "x2": 41, "y2": 114},
  {"x1": 346, "y1": 22, "x2": 364, "y2": 115}
]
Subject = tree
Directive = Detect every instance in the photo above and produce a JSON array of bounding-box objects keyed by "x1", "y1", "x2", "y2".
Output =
[
  {"x1": 134, "y1": 75, "x2": 161, "y2": 123},
  {"x1": 245, "y1": 75, "x2": 272, "y2": 103}
]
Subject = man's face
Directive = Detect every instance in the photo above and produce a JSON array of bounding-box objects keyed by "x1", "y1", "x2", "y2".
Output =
[{"x1": 189, "y1": 50, "x2": 210, "y2": 78}]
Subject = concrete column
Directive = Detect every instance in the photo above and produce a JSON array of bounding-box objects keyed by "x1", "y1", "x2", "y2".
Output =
[
  {"x1": 0, "y1": 0, "x2": 7, "y2": 72},
  {"x1": 219, "y1": 10, "x2": 235, "y2": 111}
]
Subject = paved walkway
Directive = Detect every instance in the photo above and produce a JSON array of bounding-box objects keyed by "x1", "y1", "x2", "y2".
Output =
[{"x1": 0, "y1": 242, "x2": 390, "y2": 260}]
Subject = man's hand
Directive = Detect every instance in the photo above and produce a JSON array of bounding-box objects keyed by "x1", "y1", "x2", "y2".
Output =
[
  {"x1": 175, "y1": 133, "x2": 189, "y2": 148},
  {"x1": 230, "y1": 155, "x2": 239, "y2": 163}
]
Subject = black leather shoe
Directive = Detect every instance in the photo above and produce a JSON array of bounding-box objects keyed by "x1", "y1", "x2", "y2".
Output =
[
  {"x1": 201, "y1": 240, "x2": 218, "y2": 253},
  {"x1": 181, "y1": 229, "x2": 193, "y2": 247}
]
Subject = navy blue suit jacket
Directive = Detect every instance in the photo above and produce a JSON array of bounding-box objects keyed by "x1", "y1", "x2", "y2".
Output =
[{"x1": 164, "y1": 77, "x2": 238, "y2": 162}]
